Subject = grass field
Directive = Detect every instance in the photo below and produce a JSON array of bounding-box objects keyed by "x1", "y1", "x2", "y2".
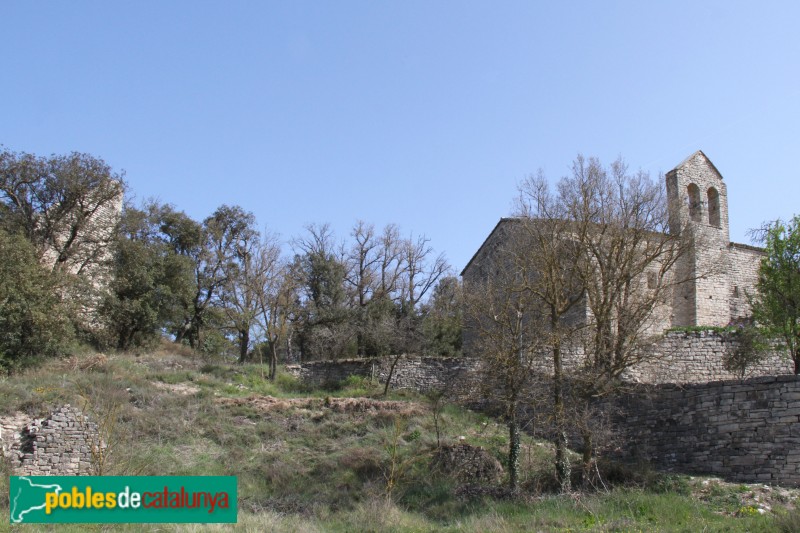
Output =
[{"x1": 2, "y1": 346, "x2": 799, "y2": 532}]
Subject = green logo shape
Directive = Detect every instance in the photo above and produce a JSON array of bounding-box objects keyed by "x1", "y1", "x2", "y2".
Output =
[{"x1": 10, "y1": 476, "x2": 237, "y2": 524}]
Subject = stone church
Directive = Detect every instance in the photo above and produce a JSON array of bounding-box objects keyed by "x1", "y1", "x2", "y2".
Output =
[{"x1": 462, "y1": 150, "x2": 765, "y2": 330}]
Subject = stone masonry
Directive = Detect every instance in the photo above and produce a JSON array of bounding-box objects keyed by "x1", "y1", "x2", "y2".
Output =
[
  {"x1": 1, "y1": 405, "x2": 101, "y2": 476},
  {"x1": 290, "y1": 331, "x2": 793, "y2": 389},
  {"x1": 286, "y1": 356, "x2": 482, "y2": 394},
  {"x1": 289, "y1": 332, "x2": 800, "y2": 486},
  {"x1": 612, "y1": 375, "x2": 800, "y2": 487},
  {"x1": 625, "y1": 330, "x2": 793, "y2": 384}
]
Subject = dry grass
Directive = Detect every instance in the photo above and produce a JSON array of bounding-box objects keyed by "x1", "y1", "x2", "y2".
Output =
[{"x1": 216, "y1": 395, "x2": 423, "y2": 416}]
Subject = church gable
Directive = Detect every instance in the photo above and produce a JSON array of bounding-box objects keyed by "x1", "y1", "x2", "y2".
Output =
[{"x1": 672, "y1": 150, "x2": 724, "y2": 183}]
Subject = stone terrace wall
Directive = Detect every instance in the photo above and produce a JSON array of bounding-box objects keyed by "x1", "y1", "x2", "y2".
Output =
[
  {"x1": 288, "y1": 332, "x2": 798, "y2": 486},
  {"x1": 627, "y1": 330, "x2": 792, "y2": 384},
  {"x1": 290, "y1": 331, "x2": 792, "y2": 390},
  {"x1": 2, "y1": 405, "x2": 101, "y2": 476},
  {"x1": 287, "y1": 356, "x2": 482, "y2": 398},
  {"x1": 613, "y1": 375, "x2": 800, "y2": 487}
]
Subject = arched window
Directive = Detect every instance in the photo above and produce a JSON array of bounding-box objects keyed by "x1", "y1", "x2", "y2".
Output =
[
  {"x1": 687, "y1": 183, "x2": 701, "y2": 222},
  {"x1": 707, "y1": 187, "x2": 720, "y2": 227}
]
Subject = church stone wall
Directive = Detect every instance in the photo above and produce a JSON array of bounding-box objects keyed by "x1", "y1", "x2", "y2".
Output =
[
  {"x1": 463, "y1": 151, "x2": 765, "y2": 336},
  {"x1": 728, "y1": 243, "x2": 765, "y2": 321},
  {"x1": 290, "y1": 332, "x2": 792, "y2": 391}
]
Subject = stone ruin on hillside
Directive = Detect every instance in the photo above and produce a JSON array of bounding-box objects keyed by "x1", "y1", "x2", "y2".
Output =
[{"x1": 1, "y1": 405, "x2": 103, "y2": 476}]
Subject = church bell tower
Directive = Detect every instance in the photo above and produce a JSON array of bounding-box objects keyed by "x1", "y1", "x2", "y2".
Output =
[{"x1": 666, "y1": 151, "x2": 730, "y2": 327}]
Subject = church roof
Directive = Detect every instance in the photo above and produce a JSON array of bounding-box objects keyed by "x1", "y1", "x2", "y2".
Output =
[
  {"x1": 460, "y1": 218, "x2": 515, "y2": 276},
  {"x1": 671, "y1": 150, "x2": 725, "y2": 181}
]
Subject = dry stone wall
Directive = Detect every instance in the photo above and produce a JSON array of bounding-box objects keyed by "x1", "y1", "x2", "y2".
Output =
[
  {"x1": 612, "y1": 375, "x2": 800, "y2": 486},
  {"x1": 287, "y1": 356, "x2": 483, "y2": 396},
  {"x1": 1, "y1": 405, "x2": 101, "y2": 476},
  {"x1": 626, "y1": 330, "x2": 792, "y2": 384},
  {"x1": 291, "y1": 331, "x2": 792, "y2": 389},
  {"x1": 289, "y1": 332, "x2": 799, "y2": 486}
]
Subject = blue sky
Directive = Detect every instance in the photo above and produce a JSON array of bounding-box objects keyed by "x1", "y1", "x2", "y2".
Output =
[{"x1": 3, "y1": 1, "x2": 798, "y2": 273}]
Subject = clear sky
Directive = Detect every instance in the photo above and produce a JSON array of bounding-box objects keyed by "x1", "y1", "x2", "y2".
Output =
[{"x1": 3, "y1": 1, "x2": 798, "y2": 273}]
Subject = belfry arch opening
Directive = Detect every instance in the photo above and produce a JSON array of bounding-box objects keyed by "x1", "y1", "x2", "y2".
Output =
[
  {"x1": 707, "y1": 187, "x2": 720, "y2": 227},
  {"x1": 687, "y1": 183, "x2": 701, "y2": 222}
]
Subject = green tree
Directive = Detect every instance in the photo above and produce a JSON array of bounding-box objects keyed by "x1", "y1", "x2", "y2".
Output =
[
  {"x1": 103, "y1": 203, "x2": 194, "y2": 350},
  {"x1": 292, "y1": 224, "x2": 354, "y2": 360},
  {"x1": 213, "y1": 205, "x2": 262, "y2": 362},
  {"x1": 422, "y1": 276, "x2": 463, "y2": 356},
  {"x1": 722, "y1": 324, "x2": 770, "y2": 378},
  {"x1": 156, "y1": 205, "x2": 207, "y2": 347},
  {"x1": 750, "y1": 215, "x2": 800, "y2": 374},
  {"x1": 169, "y1": 205, "x2": 254, "y2": 351},
  {"x1": 0, "y1": 148, "x2": 124, "y2": 275},
  {"x1": 0, "y1": 229, "x2": 74, "y2": 372}
]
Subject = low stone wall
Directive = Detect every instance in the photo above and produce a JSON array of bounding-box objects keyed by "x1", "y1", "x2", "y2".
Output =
[
  {"x1": 286, "y1": 356, "x2": 483, "y2": 397},
  {"x1": 626, "y1": 330, "x2": 792, "y2": 384},
  {"x1": 289, "y1": 331, "x2": 792, "y2": 390},
  {"x1": 614, "y1": 375, "x2": 800, "y2": 487},
  {"x1": 287, "y1": 332, "x2": 800, "y2": 486},
  {"x1": 2, "y1": 405, "x2": 101, "y2": 476}
]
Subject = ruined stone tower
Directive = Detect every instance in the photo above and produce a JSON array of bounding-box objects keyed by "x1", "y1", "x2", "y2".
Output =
[{"x1": 666, "y1": 151, "x2": 731, "y2": 326}]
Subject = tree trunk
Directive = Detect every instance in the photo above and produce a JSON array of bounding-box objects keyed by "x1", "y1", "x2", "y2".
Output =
[
  {"x1": 357, "y1": 330, "x2": 365, "y2": 358},
  {"x1": 581, "y1": 430, "x2": 593, "y2": 490},
  {"x1": 553, "y1": 336, "x2": 571, "y2": 493},
  {"x1": 383, "y1": 354, "x2": 403, "y2": 396},
  {"x1": 238, "y1": 328, "x2": 249, "y2": 363},
  {"x1": 508, "y1": 409, "x2": 520, "y2": 495},
  {"x1": 174, "y1": 320, "x2": 191, "y2": 345},
  {"x1": 269, "y1": 341, "x2": 278, "y2": 381}
]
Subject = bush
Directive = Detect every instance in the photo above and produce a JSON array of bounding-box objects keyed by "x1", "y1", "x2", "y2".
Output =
[
  {"x1": 276, "y1": 372, "x2": 311, "y2": 393},
  {"x1": 0, "y1": 230, "x2": 75, "y2": 373},
  {"x1": 722, "y1": 325, "x2": 770, "y2": 378}
]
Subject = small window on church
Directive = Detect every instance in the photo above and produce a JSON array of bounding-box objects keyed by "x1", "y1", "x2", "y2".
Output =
[
  {"x1": 733, "y1": 286, "x2": 740, "y2": 298},
  {"x1": 707, "y1": 187, "x2": 720, "y2": 227},
  {"x1": 687, "y1": 184, "x2": 701, "y2": 222},
  {"x1": 647, "y1": 271, "x2": 657, "y2": 289}
]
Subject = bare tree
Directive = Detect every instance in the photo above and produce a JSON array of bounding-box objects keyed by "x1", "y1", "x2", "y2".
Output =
[
  {"x1": 383, "y1": 233, "x2": 450, "y2": 394},
  {"x1": 462, "y1": 238, "x2": 549, "y2": 494},
  {"x1": 376, "y1": 223, "x2": 405, "y2": 302},
  {"x1": 512, "y1": 179, "x2": 588, "y2": 494},
  {"x1": 345, "y1": 221, "x2": 381, "y2": 356},
  {"x1": 398, "y1": 234, "x2": 449, "y2": 315},
  {"x1": 253, "y1": 235, "x2": 294, "y2": 379},
  {"x1": 513, "y1": 157, "x2": 697, "y2": 489},
  {"x1": 559, "y1": 157, "x2": 693, "y2": 485}
]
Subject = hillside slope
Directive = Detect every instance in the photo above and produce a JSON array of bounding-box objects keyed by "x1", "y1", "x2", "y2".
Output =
[{"x1": 1, "y1": 347, "x2": 798, "y2": 532}]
